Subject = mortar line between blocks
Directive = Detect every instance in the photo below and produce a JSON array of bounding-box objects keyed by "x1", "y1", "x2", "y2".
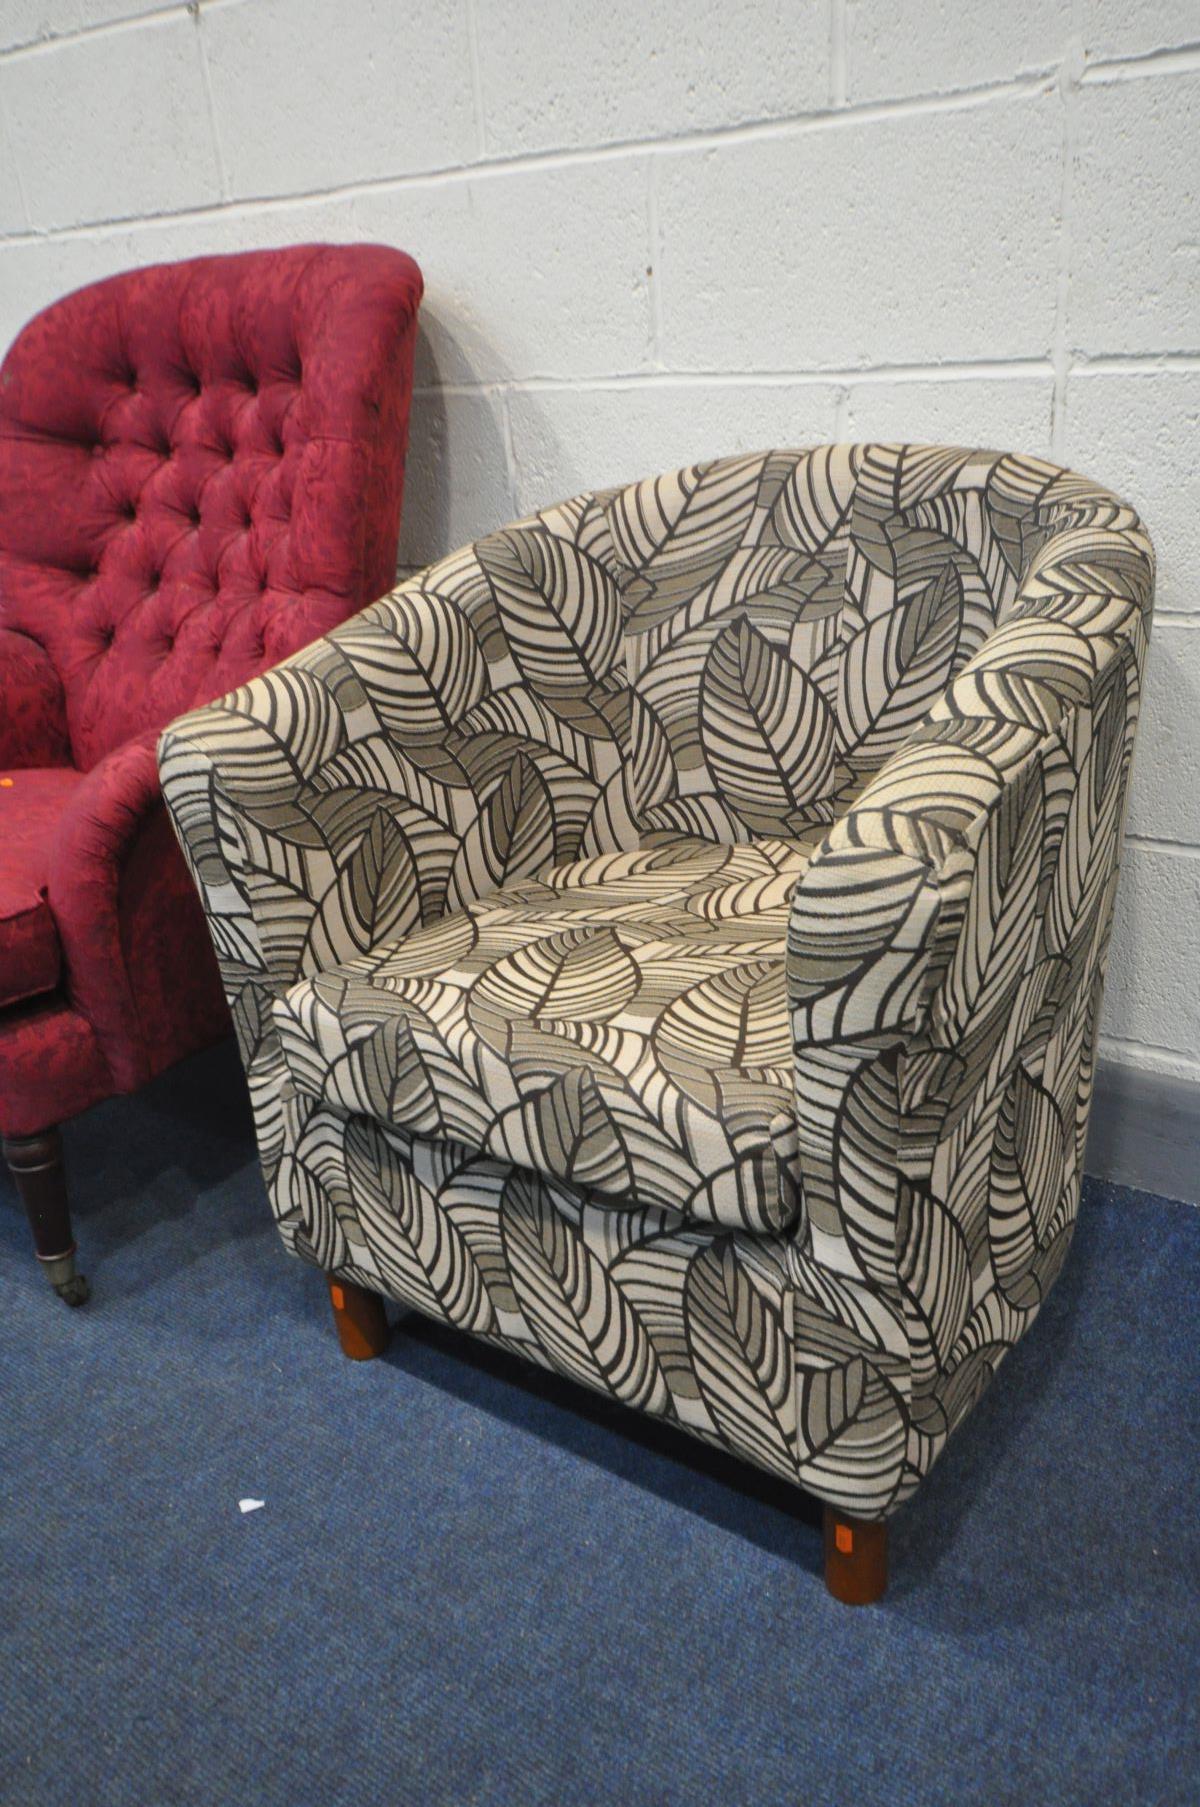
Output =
[
  {"x1": 1097, "y1": 1030, "x2": 1200, "y2": 1081},
  {"x1": 497, "y1": 387, "x2": 520, "y2": 521},
  {"x1": 192, "y1": 2, "x2": 230, "y2": 203},
  {"x1": 645, "y1": 156, "x2": 664, "y2": 369},
  {"x1": 409, "y1": 360, "x2": 1055, "y2": 400},
  {"x1": 1050, "y1": 32, "x2": 1084, "y2": 460},
  {"x1": 0, "y1": 2, "x2": 194, "y2": 61},
  {"x1": 0, "y1": 72, "x2": 1062, "y2": 243},
  {"x1": 1123, "y1": 833, "x2": 1200, "y2": 859},
  {"x1": 829, "y1": 0, "x2": 848, "y2": 107},
  {"x1": 1071, "y1": 352, "x2": 1200, "y2": 372},
  {"x1": 1081, "y1": 42, "x2": 1200, "y2": 81},
  {"x1": 465, "y1": 0, "x2": 489, "y2": 159},
  {"x1": 0, "y1": 91, "x2": 30, "y2": 232}
]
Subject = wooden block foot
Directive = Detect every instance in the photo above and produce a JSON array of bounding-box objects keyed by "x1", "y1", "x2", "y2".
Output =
[
  {"x1": 823, "y1": 1505, "x2": 888, "y2": 1605},
  {"x1": 327, "y1": 1275, "x2": 389, "y2": 1360}
]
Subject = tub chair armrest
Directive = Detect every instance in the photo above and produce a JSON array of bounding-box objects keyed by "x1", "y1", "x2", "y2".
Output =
[
  {"x1": 787, "y1": 495, "x2": 1155, "y2": 1293},
  {"x1": 158, "y1": 496, "x2": 629, "y2": 1058},
  {"x1": 0, "y1": 628, "x2": 71, "y2": 768}
]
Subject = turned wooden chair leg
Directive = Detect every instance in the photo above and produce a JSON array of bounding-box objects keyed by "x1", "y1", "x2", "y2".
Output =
[
  {"x1": 823, "y1": 1505, "x2": 888, "y2": 1605},
  {"x1": 3, "y1": 1129, "x2": 89, "y2": 1307},
  {"x1": 327, "y1": 1275, "x2": 390, "y2": 1360}
]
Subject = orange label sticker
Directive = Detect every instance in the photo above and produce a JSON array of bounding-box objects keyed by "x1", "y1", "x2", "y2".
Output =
[
  {"x1": 835, "y1": 1524, "x2": 854, "y2": 1555},
  {"x1": 0, "y1": 778, "x2": 13, "y2": 788}
]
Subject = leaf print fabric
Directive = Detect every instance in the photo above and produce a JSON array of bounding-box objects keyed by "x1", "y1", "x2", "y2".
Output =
[
  {"x1": 161, "y1": 445, "x2": 1153, "y2": 1521},
  {"x1": 273, "y1": 835, "x2": 813, "y2": 1235}
]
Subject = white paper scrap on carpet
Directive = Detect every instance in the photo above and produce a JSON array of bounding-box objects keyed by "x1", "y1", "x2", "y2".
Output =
[{"x1": 238, "y1": 1498, "x2": 265, "y2": 1514}]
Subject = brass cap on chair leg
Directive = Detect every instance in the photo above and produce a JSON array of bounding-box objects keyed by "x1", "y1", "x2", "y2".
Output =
[{"x1": 38, "y1": 1249, "x2": 90, "y2": 1307}]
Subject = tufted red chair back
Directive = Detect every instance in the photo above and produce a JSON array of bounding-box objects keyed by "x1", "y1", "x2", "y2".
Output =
[{"x1": 0, "y1": 244, "x2": 423, "y2": 769}]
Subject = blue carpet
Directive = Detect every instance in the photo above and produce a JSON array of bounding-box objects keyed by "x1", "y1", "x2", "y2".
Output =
[{"x1": 1, "y1": 1040, "x2": 1197, "y2": 1807}]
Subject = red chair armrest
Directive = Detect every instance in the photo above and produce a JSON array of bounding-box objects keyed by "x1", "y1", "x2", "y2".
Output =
[
  {"x1": 0, "y1": 628, "x2": 70, "y2": 768},
  {"x1": 47, "y1": 733, "x2": 162, "y2": 1082}
]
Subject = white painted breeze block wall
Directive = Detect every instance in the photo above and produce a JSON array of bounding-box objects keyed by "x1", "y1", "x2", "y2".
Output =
[{"x1": 1, "y1": 0, "x2": 1198, "y2": 1096}]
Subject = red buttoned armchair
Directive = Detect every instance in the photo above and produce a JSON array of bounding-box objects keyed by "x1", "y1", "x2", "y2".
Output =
[{"x1": 0, "y1": 243, "x2": 422, "y2": 1303}]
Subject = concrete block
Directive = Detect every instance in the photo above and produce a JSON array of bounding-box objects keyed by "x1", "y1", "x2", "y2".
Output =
[
  {"x1": 655, "y1": 91, "x2": 1061, "y2": 370},
  {"x1": 844, "y1": 375, "x2": 1054, "y2": 451},
  {"x1": 1065, "y1": 368, "x2": 1200, "y2": 617},
  {"x1": 0, "y1": 100, "x2": 26, "y2": 234},
  {"x1": 0, "y1": 1, "x2": 81, "y2": 52},
  {"x1": 1, "y1": 0, "x2": 169, "y2": 48},
  {"x1": 1124, "y1": 624, "x2": 1200, "y2": 846},
  {"x1": 350, "y1": 158, "x2": 654, "y2": 382},
  {"x1": 397, "y1": 381, "x2": 514, "y2": 569},
  {"x1": 1081, "y1": 1, "x2": 1200, "y2": 62},
  {"x1": 201, "y1": 0, "x2": 476, "y2": 200},
  {"x1": 1103, "y1": 842, "x2": 1200, "y2": 1062},
  {"x1": 75, "y1": 0, "x2": 165, "y2": 25},
  {"x1": 844, "y1": 0, "x2": 1065, "y2": 102},
  {"x1": 477, "y1": 0, "x2": 828, "y2": 155},
  {"x1": 0, "y1": 1, "x2": 90, "y2": 52},
  {"x1": 507, "y1": 379, "x2": 840, "y2": 513},
  {"x1": 0, "y1": 13, "x2": 221, "y2": 229},
  {"x1": 1071, "y1": 71, "x2": 1200, "y2": 354},
  {"x1": 0, "y1": 236, "x2": 120, "y2": 354}
]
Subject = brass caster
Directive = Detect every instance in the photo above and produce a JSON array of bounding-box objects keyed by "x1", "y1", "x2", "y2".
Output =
[{"x1": 41, "y1": 1250, "x2": 91, "y2": 1308}]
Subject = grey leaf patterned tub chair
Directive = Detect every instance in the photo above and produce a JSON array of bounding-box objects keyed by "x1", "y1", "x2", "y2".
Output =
[{"x1": 159, "y1": 445, "x2": 1153, "y2": 1603}]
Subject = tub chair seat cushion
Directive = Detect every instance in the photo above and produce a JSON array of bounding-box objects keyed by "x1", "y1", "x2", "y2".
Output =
[{"x1": 274, "y1": 832, "x2": 824, "y2": 1234}]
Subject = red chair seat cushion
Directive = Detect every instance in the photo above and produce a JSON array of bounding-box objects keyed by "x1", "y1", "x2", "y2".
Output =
[{"x1": 0, "y1": 767, "x2": 81, "y2": 1008}]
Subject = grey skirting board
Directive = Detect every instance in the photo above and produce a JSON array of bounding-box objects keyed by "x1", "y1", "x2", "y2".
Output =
[{"x1": 1086, "y1": 1058, "x2": 1200, "y2": 1204}]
